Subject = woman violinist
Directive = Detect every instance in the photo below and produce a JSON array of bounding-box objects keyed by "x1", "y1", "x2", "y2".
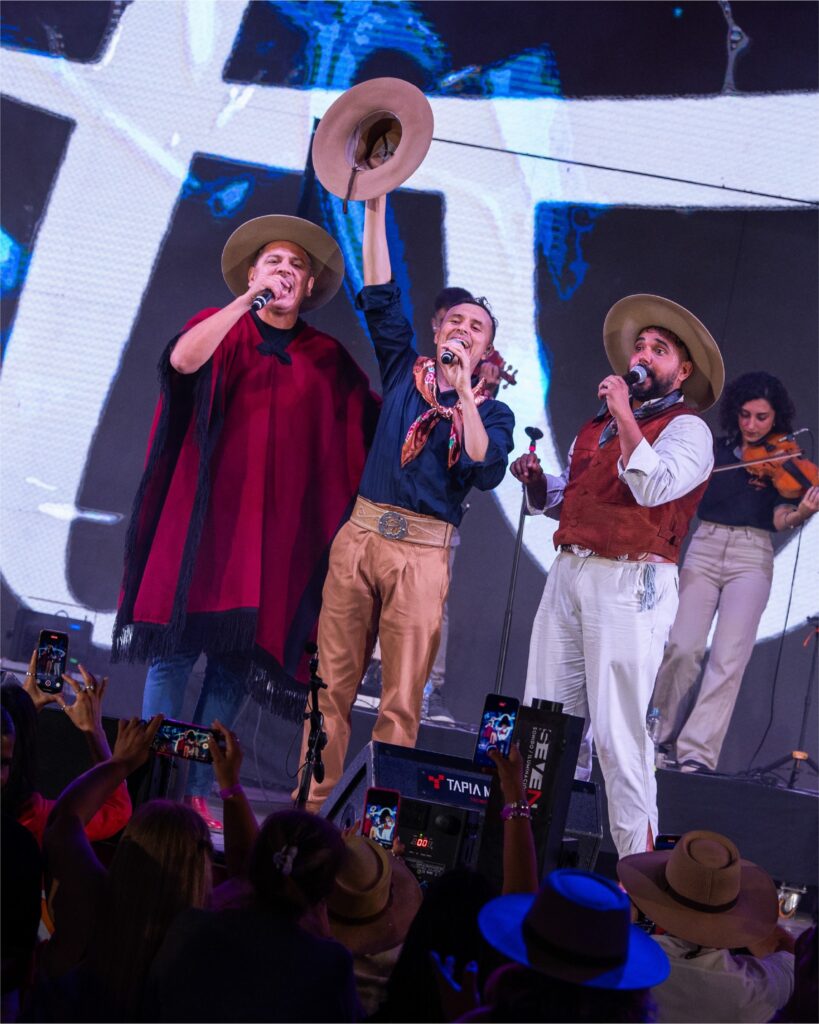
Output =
[{"x1": 651, "y1": 372, "x2": 819, "y2": 771}]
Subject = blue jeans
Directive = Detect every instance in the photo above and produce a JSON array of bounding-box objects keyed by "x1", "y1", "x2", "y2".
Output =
[{"x1": 142, "y1": 650, "x2": 247, "y2": 797}]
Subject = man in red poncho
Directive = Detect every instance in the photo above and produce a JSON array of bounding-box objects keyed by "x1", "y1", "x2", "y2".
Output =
[{"x1": 113, "y1": 215, "x2": 379, "y2": 825}]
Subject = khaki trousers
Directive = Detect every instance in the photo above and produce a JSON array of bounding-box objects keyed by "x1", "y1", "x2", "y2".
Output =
[
  {"x1": 652, "y1": 521, "x2": 773, "y2": 770},
  {"x1": 296, "y1": 517, "x2": 451, "y2": 809}
]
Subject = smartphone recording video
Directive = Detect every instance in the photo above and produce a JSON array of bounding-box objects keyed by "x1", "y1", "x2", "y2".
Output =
[
  {"x1": 473, "y1": 693, "x2": 520, "y2": 769},
  {"x1": 362, "y1": 787, "x2": 400, "y2": 849},
  {"x1": 151, "y1": 719, "x2": 223, "y2": 764},
  {"x1": 36, "y1": 630, "x2": 69, "y2": 694}
]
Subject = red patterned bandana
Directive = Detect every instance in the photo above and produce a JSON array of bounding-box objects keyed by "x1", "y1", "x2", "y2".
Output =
[{"x1": 401, "y1": 357, "x2": 489, "y2": 469}]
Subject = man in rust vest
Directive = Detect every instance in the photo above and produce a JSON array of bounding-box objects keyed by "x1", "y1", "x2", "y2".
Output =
[{"x1": 511, "y1": 295, "x2": 724, "y2": 859}]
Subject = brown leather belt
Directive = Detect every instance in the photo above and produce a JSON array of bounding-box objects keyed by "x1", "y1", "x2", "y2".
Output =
[
  {"x1": 559, "y1": 544, "x2": 673, "y2": 565},
  {"x1": 350, "y1": 496, "x2": 454, "y2": 548}
]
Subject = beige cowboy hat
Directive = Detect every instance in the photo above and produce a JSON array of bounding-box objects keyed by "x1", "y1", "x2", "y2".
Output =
[
  {"x1": 221, "y1": 215, "x2": 344, "y2": 311},
  {"x1": 617, "y1": 831, "x2": 779, "y2": 949},
  {"x1": 326, "y1": 835, "x2": 423, "y2": 955},
  {"x1": 603, "y1": 294, "x2": 725, "y2": 412},
  {"x1": 312, "y1": 78, "x2": 434, "y2": 203}
]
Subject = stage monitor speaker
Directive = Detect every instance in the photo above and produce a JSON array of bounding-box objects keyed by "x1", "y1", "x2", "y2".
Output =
[
  {"x1": 7, "y1": 608, "x2": 93, "y2": 669},
  {"x1": 320, "y1": 728, "x2": 598, "y2": 886},
  {"x1": 320, "y1": 741, "x2": 488, "y2": 884},
  {"x1": 563, "y1": 779, "x2": 603, "y2": 872},
  {"x1": 477, "y1": 701, "x2": 584, "y2": 886}
]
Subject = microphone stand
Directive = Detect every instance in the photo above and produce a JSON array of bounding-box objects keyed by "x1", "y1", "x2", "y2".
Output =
[
  {"x1": 751, "y1": 617, "x2": 818, "y2": 790},
  {"x1": 494, "y1": 426, "x2": 543, "y2": 694},
  {"x1": 295, "y1": 643, "x2": 328, "y2": 809}
]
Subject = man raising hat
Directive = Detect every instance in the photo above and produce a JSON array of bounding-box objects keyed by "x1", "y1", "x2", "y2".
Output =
[
  {"x1": 113, "y1": 216, "x2": 379, "y2": 826},
  {"x1": 511, "y1": 296, "x2": 724, "y2": 857},
  {"x1": 297, "y1": 193, "x2": 515, "y2": 809},
  {"x1": 618, "y1": 830, "x2": 795, "y2": 1022}
]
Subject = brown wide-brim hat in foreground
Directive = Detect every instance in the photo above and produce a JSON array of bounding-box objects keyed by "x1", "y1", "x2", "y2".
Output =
[
  {"x1": 312, "y1": 77, "x2": 434, "y2": 202},
  {"x1": 604, "y1": 294, "x2": 725, "y2": 412},
  {"x1": 617, "y1": 830, "x2": 779, "y2": 949},
  {"x1": 327, "y1": 835, "x2": 423, "y2": 956},
  {"x1": 221, "y1": 215, "x2": 344, "y2": 311}
]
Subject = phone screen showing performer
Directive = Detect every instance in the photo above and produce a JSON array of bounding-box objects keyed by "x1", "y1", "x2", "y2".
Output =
[
  {"x1": 473, "y1": 693, "x2": 520, "y2": 768},
  {"x1": 151, "y1": 718, "x2": 224, "y2": 764},
  {"x1": 362, "y1": 787, "x2": 400, "y2": 849},
  {"x1": 36, "y1": 630, "x2": 69, "y2": 694}
]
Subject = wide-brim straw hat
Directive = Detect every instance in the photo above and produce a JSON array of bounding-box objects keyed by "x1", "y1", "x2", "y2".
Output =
[
  {"x1": 603, "y1": 294, "x2": 725, "y2": 412},
  {"x1": 221, "y1": 215, "x2": 344, "y2": 311},
  {"x1": 479, "y1": 869, "x2": 669, "y2": 991},
  {"x1": 312, "y1": 77, "x2": 434, "y2": 202},
  {"x1": 617, "y1": 831, "x2": 779, "y2": 949},
  {"x1": 327, "y1": 835, "x2": 423, "y2": 956}
]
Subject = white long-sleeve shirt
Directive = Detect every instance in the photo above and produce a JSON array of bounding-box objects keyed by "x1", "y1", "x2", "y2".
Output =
[
  {"x1": 527, "y1": 401, "x2": 714, "y2": 519},
  {"x1": 651, "y1": 934, "x2": 794, "y2": 1023}
]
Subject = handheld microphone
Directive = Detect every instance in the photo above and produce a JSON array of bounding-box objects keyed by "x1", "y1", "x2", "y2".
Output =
[
  {"x1": 622, "y1": 364, "x2": 649, "y2": 387},
  {"x1": 251, "y1": 289, "x2": 273, "y2": 312},
  {"x1": 525, "y1": 426, "x2": 543, "y2": 454},
  {"x1": 441, "y1": 337, "x2": 467, "y2": 366},
  {"x1": 595, "y1": 364, "x2": 648, "y2": 418}
]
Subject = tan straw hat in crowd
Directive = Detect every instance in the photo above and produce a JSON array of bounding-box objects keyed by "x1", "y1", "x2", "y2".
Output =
[
  {"x1": 604, "y1": 294, "x2": 725, "y2": 412},
  {"x1": 221, "y1": 215, "x2": 344, "y2": 311},
  {"x1": 617, "y1": 830, "x2": 779, "y2": 949},
  {"x1": 326, "y1": 835, "x2": 423, "y2": 956},
  {"x1": 312, "y1": 78, "x2": 434, "y2": 204}
]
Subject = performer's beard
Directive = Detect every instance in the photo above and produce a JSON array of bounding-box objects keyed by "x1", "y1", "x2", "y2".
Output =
[{"x1": 633, "y1": 368, "x2": 679, "y2": 402}]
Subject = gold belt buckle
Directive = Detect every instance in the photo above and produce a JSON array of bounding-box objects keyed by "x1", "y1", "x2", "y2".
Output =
[{"x1": 378, "y1": 510, "x2": 409, "y2": 540}]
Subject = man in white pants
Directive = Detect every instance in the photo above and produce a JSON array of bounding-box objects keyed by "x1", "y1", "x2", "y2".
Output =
[{"x1": 511, "y1": 295, "x2": 724, "y2": 858}]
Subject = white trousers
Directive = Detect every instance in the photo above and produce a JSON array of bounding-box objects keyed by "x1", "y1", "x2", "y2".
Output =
[
  {"x1": 652, "y1": 521, "x2": 773, "y2": 770},
  {"x1": 524, "y1": 551, "x2": 679, "y2": 858}
]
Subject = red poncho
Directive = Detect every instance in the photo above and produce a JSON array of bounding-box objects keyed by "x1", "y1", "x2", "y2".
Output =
[{"x1": 113, "y1": 308, "x2": 380, "y2": 719}]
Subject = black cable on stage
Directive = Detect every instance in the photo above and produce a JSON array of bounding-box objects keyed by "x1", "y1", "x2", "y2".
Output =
[
  {"x1": 744, "y1": 428, "x2": 815, "y2": 772},
  {"x1": 431, "y1": 136, "x2": 819, "y2": 208},
  {"x1": 718, "y1": 211, "x2": 747, "y2": 348}
]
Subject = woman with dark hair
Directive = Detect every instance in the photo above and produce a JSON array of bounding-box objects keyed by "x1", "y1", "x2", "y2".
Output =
[
  {"x1": 145, "y1": 810, "x2": 359, "y2": 1022},
  {"x1": 652, "y1": 372, "x2": 819, "y2": 771}
]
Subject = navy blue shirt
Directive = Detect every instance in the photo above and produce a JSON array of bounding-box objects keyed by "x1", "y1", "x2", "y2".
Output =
[{"x1": 356, "y1": 283, "x2": 515, "y2": 526}]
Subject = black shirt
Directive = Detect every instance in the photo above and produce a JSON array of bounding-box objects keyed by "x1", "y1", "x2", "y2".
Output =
[
  {"x1": 698, "y1": 438, "x2": 796, "y2": 532},
  {"x1": 249, "y1": 310, "x2": 304, "y2": 363}
]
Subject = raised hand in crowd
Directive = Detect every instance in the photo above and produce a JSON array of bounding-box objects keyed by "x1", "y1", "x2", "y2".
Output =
[
  {"x1": 488, "y1": 743, "x2": 538, "y2": 895},
  {"x1": 209, "y1": 719, "x2": 259, "y2": 877},
  {"x1": 21, "y1": 647, "x2": 57, "y2": 712},
  {"x1": 488, "y1": 741, "x2": 525, "y2": 805},
  {"x1": 57, "y1": 666, "x2": 112, "y2": 762},
  {"x1": 47, "y1": 714, "x2": 163, "y2": 830},
  {"x1": 111, "y1": 714, "x2": 165, "y2": 774},
  {"x1": 429, "y1": 950, "x2": 481, "y2": 1022}
]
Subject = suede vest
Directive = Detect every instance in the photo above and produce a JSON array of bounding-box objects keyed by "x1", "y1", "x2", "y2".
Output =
[{"x1": 553, "y1": 405, "x2": 708, "y2": 562}]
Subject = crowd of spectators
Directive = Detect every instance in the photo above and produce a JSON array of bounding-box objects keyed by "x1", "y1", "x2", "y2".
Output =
[{"x1": 1, "y1": 656, "x2": 814, "y2": 1023}]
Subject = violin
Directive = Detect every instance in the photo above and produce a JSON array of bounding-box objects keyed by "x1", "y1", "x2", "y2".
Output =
[
  {"x1": 481, "y1": 349, "x2": 518, "y2": 388},
  {"x1": 711, "y1": 430, "x2": 819, "y2": 500}
]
